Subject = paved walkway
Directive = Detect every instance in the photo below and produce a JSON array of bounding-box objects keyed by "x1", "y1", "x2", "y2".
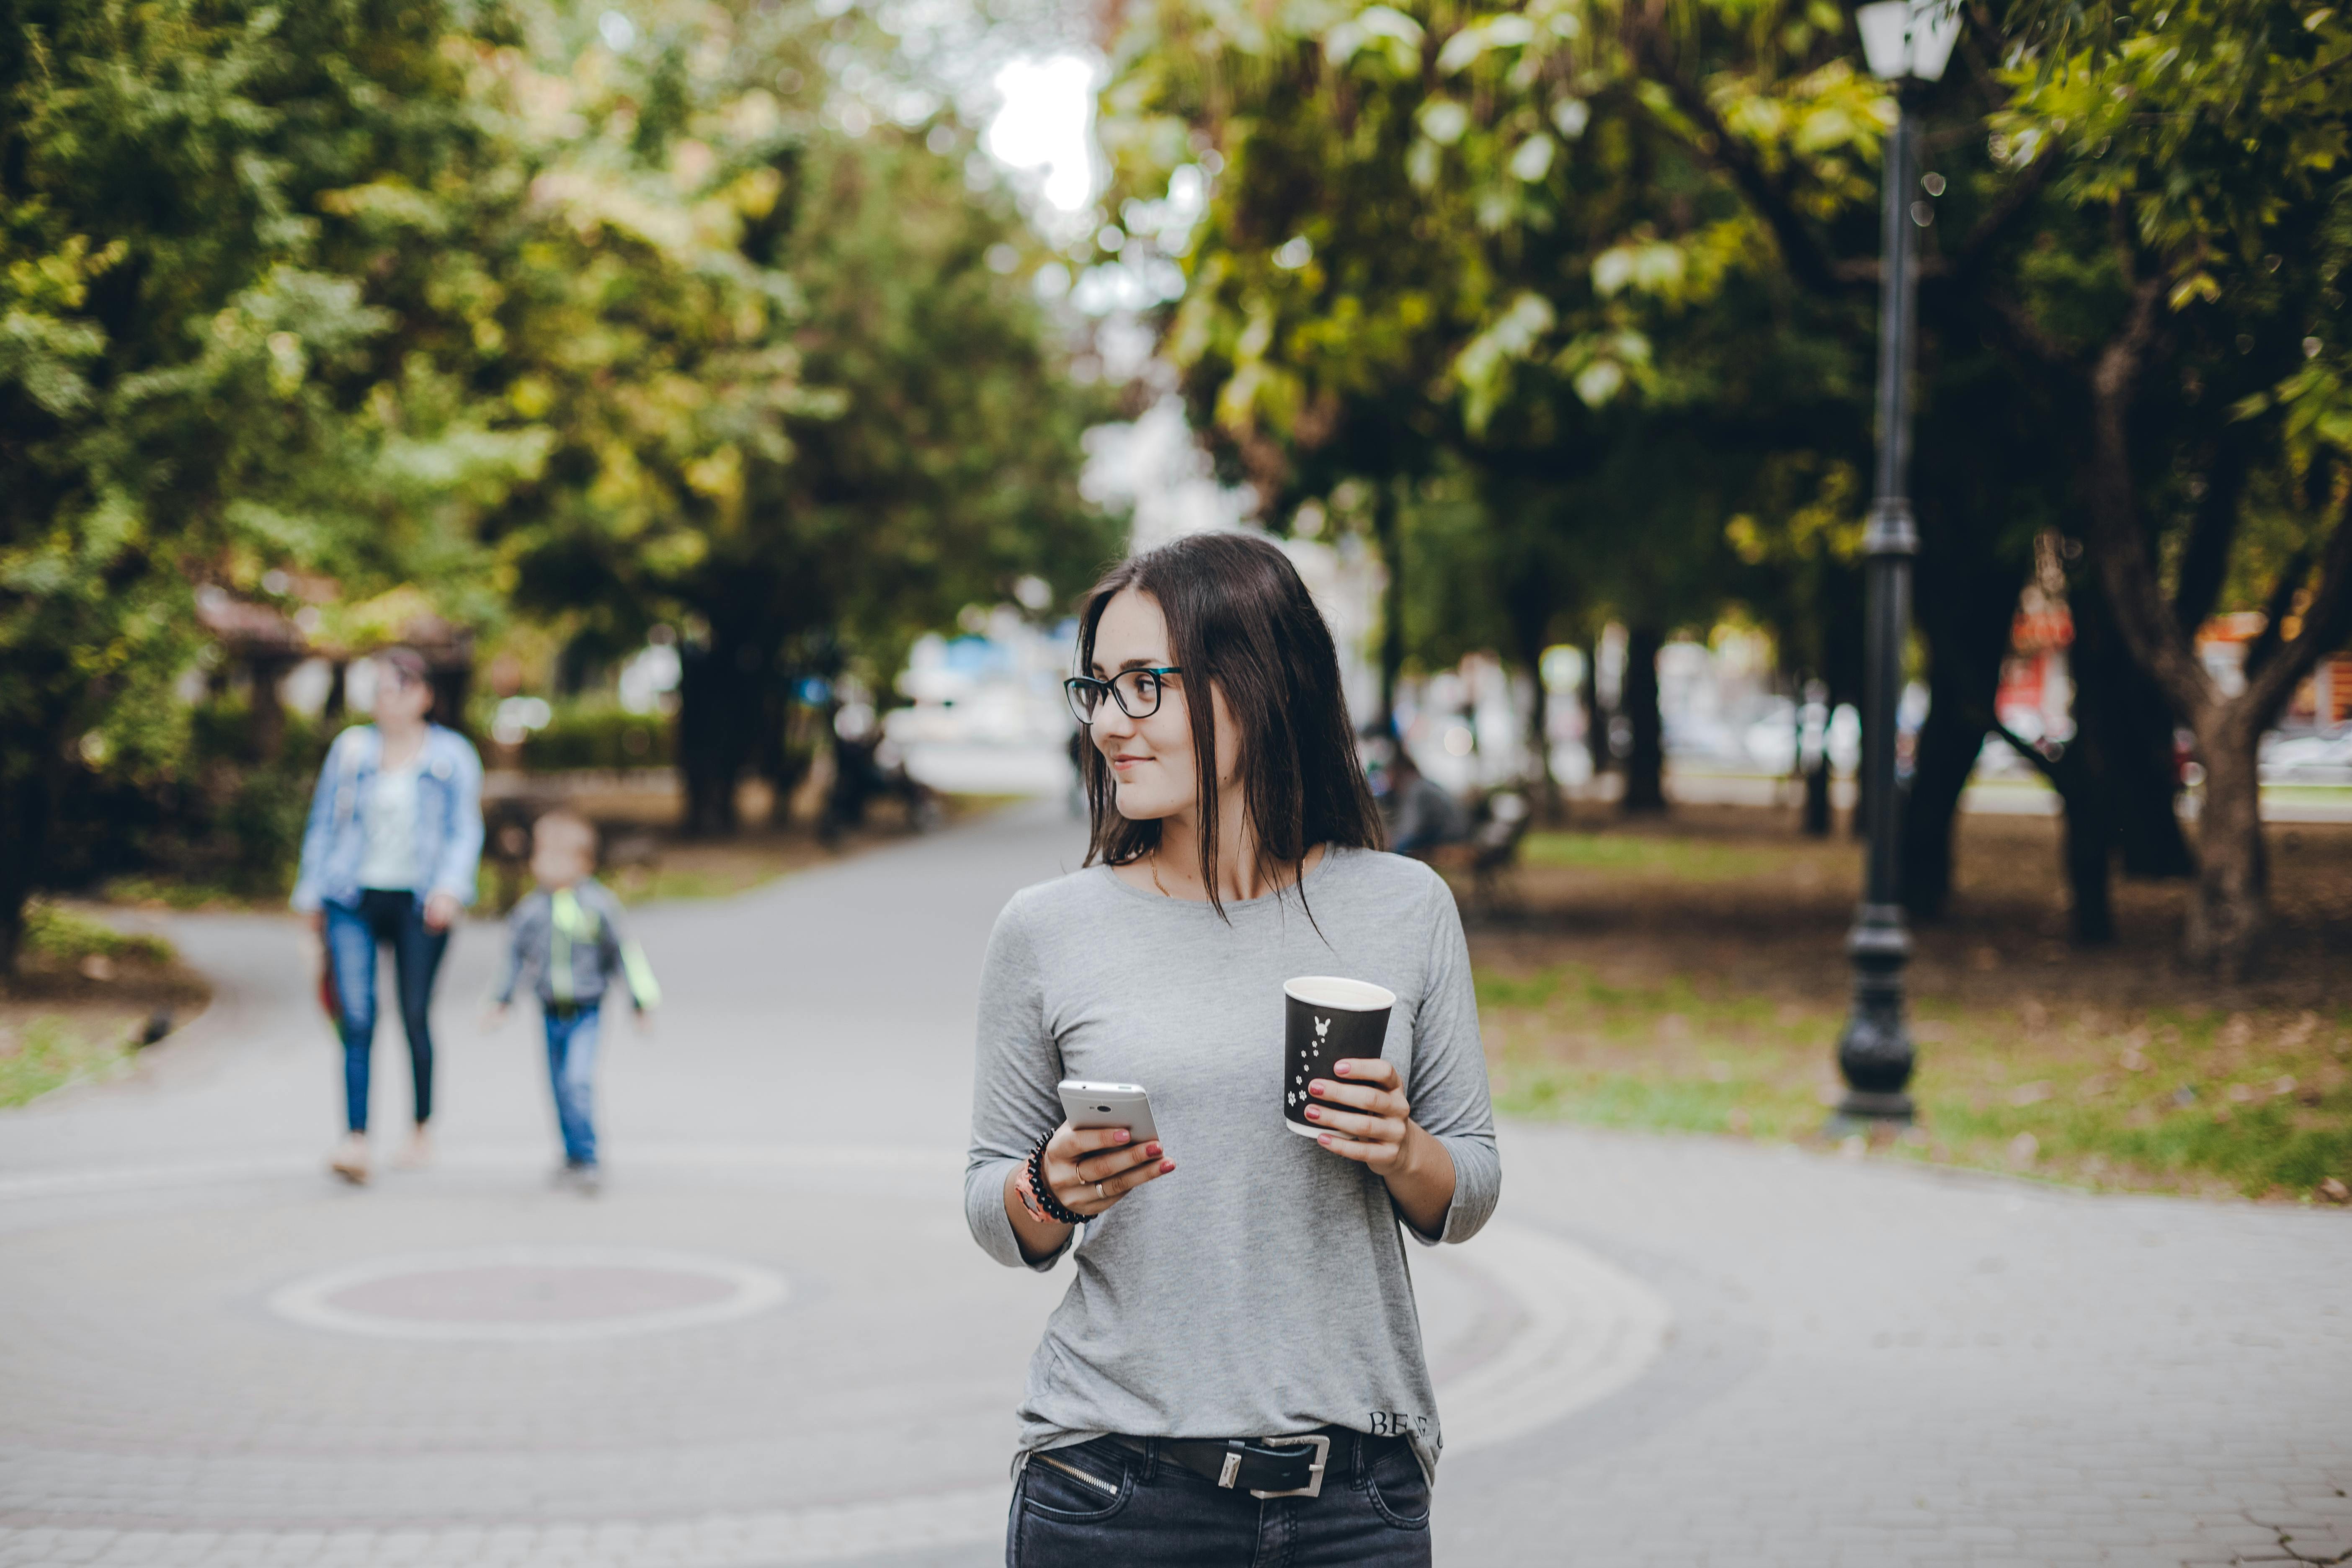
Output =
[{"x1": 1, "y1": 803, "x2": 2346, "y2": 1566}]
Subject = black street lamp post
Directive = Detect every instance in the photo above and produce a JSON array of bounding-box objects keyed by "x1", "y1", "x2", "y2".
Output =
[{"x1": 1836, "y1": 1, "x2": 1957, "y2": 1124}]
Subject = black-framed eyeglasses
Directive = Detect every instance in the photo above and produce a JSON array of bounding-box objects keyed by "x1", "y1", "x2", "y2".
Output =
[{"x1": 1064, "y1": 666, "x2": 1183, "y2": 725}]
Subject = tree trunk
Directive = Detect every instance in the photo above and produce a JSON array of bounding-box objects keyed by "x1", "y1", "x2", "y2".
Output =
[
  {"x1": 248, "y1": 657, "x2": 292, "y2": 763},
  {"x1": 1802, "y1": 743, "x2": 1833, "y2": 837},
  {"x1": 2058, "y1": 776, "x2": 2117, "y2": 945},
  {"x1": 1901, "y1": 492, "x2": 2034, "y2": 915},
  {"x1": 1374, "y1": 482, "x2": 1404, "y2": 740},
  {"x1": 2184, "y1": 714, "x2": 2266, "y2": 977},
  {"x1": 0, "y1": 761, "x2": 52, "y2": 981},
  {"x1": 1523, "y1": 664, "x2": 1556, "y2": 818},
  {"x1": 758, "y1": 669, "x2": 815, "y2": 829},
  {"x1": 1506, "y1": 592, "x2": 1558, "y2": 819},
  {"x1": 678, "y1": 629, "x2": 767, "y2": 837},
  {"x1": 2068, "y1": 572, "x2": 2194, "y2": 879},
  {"x1": 1581, "y1": 642, "x2": 1608, "y2": 781},
  {"x1": 2043, "y1": 744, "x2": 2118, "y2": 944},
  {"x1": 1900, "y1": 692, "x2": 1983, "y2": 918},
  {"x1": 1621, "y1": 624, "x2": 1666, "y2": 814}
]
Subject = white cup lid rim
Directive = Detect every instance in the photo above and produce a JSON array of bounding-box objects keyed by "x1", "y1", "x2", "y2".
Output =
[{"x1": 1283, "y1": 975, "x2": 1396, "y2": 1011}]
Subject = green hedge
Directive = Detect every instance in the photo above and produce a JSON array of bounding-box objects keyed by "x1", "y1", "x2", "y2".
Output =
[{"x1": 520, "y1": 708, "x2": 674, "y2": 772}]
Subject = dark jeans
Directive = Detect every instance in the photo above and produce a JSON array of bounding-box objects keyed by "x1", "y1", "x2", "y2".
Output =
[
  {"x1": 1007, "y1": 1432, "x2": 1432, "y2": 1567},
  {"x1": 323, "y1": 890, "x2": 449, "y2": 1133},
  {"x1": 542, "y1": 1005, "x2": 601, "y2": 1167}
]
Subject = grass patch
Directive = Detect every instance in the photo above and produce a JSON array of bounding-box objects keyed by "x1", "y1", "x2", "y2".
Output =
[
  {"x1": 23, "y1": 902, "x2": 174, "y2": 966},
  {"x1": 0, "y1": 1016, "x2": 136, "y2": 1108},
  {"x1": 1519, "y1": 832, "x2": 1790, "y2": 881},
  {"x1": 97, "y1": 876, "x2": 264, "y2": 912},
  {"x1": 1481, "y1": 963, "x2": 2352, "y2": 1201}
]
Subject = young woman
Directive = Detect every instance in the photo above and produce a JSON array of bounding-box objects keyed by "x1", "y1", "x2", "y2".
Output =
[
  {"x1": 291, "y1": 647, "x2": 485, "y2": 1184},
  {"x1": 965, "y1": 533, "x2": 1500, "y2": 1566}
]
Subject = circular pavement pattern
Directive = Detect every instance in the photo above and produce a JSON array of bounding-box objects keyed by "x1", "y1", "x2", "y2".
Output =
[
  {"x1": 267, "y1": 1245, "x2": 790, "y2": 1342},
  {"x1": 0, "y1": 1145, "x2": 1668, "y2": 1568}
]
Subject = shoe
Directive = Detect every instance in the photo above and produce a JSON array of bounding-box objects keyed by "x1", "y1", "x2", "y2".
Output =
[
  {"x1": 392, "y1": 1126, "x2": 432, "y2": 1170},
  {"x1": 328, "y1": 1134, "x2": 371, "y2": 1185},
  {"x1": 571, "y1": 1163, "x2": 603, "y2": 1196}
]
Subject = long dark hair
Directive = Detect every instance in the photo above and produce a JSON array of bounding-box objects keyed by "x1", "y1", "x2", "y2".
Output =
[{"x1": 1075, "y1": 532, "x2": 1385, "y2": 918}]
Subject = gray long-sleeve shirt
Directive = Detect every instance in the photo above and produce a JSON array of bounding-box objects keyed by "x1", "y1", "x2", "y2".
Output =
[
  {"x1": 493, "y1": 879, "x2": 659, "y2": 1011},
  {"x1": 963, "y1": 846, "x2": 1500, "y2": 1481}
]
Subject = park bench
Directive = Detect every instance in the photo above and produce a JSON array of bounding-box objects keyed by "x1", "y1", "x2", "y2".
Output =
[
  {"x1": 1424, "y1": 788, "x2": 1532, "y2": 918},
  {"x1": 1467, "y1": 789, "x2": 1532, "y2": 916}
]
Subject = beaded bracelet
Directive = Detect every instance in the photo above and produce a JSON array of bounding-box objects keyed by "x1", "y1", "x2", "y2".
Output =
[{"x1": 1024, "y1": 1130, "x2": 1089, "y2": 1226}]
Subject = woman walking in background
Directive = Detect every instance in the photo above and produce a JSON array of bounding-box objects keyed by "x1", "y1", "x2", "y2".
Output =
[
  {"x1": 291, "y1": 647, "x2": 484, "y2": 1184},
  {"x1": 966, "y1": 534, "x2": 1499, "y2": 1565}
]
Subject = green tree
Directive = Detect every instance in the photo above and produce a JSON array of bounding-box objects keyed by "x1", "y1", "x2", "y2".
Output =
[
  {"x1": 481, "y1": 2, "x2": 1117, "y2": 833},
  {"x1": 1988, "y1": 0, "x2": 2352, "y2": 973},
  {"x1": 0, "y1": 0, "x2": 541, "y2": 972},
  {"x1": 1101, "y1": 0, "x2": 1878, "y2": 814}
]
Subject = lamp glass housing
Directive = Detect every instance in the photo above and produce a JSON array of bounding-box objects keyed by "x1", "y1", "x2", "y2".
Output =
[
  {"x1": 1857, "y1": 0, "x2": 1959, "y2": 80},
  {"x1": 1857, "y1": 0, "x2": 1913, "y2": 77},
  {"x1": 1909, "y1": 2, "x2": 1960, "y2": 80}
]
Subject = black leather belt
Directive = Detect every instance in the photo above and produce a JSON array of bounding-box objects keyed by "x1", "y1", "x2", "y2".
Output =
[{"x1": 1109, "y1": 1431, "x2": 1341, "y2": 1499}]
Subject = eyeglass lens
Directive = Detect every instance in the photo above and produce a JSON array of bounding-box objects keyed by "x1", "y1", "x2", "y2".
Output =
[{"x1": 1068, "y1": 669, "x2": 1166, "y2": 723}]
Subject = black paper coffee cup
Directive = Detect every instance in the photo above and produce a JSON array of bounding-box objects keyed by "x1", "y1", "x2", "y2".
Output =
[{"x1": 1282, "y1": 975, "x2": 1397, "y2": 1137}]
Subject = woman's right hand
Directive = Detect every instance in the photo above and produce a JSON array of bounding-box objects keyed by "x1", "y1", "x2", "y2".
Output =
[
  {"x1": 1005, "y1": 1123, "x2": 1173, "y2": 1258},
  {"x1": 1040, "y1": 1123, "x2": 1173, "y2": 1217}
]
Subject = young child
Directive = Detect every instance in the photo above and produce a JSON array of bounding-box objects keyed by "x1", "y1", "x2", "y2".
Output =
[{"x1": 487, "y1": 810, "x2": 659, "y2": 1192}]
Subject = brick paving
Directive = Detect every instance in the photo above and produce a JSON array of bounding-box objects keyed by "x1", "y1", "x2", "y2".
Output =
[{"x1": 1, "y1": 802, "x2": 2346, "y2": 1565}]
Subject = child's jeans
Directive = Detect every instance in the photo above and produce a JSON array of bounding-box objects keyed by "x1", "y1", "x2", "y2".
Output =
[{"x1": 543, "y1": 1005, "x2": 601, "y2": 1166}]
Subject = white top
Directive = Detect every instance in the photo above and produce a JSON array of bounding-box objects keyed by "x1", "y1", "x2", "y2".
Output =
[{"x1": 357, "y1": 757, "x2": 424, "y2": 891}]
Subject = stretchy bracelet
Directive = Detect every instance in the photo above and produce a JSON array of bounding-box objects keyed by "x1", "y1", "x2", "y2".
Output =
[{"x1": 1024, "y1": 1131, "x2": 1088, "y2": 1226}]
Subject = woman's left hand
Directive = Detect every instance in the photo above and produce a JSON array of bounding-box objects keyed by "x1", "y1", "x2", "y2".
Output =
[
  {"x1": 422, "y1": 891, "x2": 461, "y2": 932},
  {"x1": 1304, "y1": 1059, "x2": 1417, "y2": 1176},
  {"x1": 1306, "y1": 1058, "x2": 1459, "y2": 1237}
]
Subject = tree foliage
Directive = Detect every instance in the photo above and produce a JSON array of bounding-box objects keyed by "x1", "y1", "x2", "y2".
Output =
[
  {"x1": 1102, "y1": 0, "x2": 2350, "y2": 966},
  {"x1": 0, "y1": 0, "x2": 1115, "y2": 965}
]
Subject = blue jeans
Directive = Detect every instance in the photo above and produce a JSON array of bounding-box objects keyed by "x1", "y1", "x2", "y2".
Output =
[
  {"x1": 324, "y1": 890, "x2": 448, "y2": 1133},
  {"x1": 543, "y1": 1006, "x2": 601, "y2": 1166},
  {"x1": 1007, "y1": 1432, "x2": 1432, "y2": 1567}
]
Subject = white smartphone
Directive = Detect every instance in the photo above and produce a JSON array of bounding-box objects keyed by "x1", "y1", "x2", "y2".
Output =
[{"x1": 1057, "y1": 1080, "x2": 1160, "y2": 1144}]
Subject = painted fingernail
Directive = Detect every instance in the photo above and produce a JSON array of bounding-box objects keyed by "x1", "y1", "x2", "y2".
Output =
[
  {"x1": 1318, "y1": 1134, "x2": 1333, "y2": 1147},
  {"x1": 1112, "y1": 1130, "x2": 1130, "y2": 1143},
  {"x1": 1144, "y1": 1143, "x2": 1161, "y2": 1156},
  {"x1": 1160, "y1": 1160, "x2": 1175, "y2": 1172},
  {"x1": 1336, "y1": 1062, "x2": 1353, "y2": 1075},
  {"x1": 1305, "y1": 1106, "x2": 1321, "y2": 1120},
  {"x1": 1310, "y1": 1081, "x2": 1327, "y2": 1095}
]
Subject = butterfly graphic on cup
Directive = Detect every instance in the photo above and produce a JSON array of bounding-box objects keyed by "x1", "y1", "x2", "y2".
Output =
[{"x1": 1280, "y1": 976, "x2": 1396, "y2": 1137}]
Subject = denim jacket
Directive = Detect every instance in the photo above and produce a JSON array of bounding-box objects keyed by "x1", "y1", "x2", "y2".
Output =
[{"x1": 291, "y1": 724, "x2": 485, "y2": 914}]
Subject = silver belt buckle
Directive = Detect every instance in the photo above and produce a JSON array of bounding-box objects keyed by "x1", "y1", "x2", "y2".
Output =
[{"x1": 1248, "y1": 1434, "x2": 1331, "y2": 1499}]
